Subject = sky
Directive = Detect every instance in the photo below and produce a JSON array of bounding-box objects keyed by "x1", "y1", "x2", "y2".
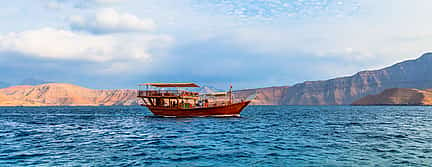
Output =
[{"x1": 0, "y1": 0, "x2": 431, "y2": 90}]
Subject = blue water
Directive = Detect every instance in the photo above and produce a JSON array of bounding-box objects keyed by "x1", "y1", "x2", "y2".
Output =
[{"x1": 1, "y1": 106, "x2": 432, "y2": 166}]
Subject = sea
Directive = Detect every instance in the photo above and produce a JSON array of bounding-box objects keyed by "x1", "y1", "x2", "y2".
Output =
[{"x1": 0, "y1": 106, "x2": 431, "y2": 166}]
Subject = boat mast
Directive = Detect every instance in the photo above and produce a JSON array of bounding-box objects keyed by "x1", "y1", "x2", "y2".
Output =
[{"x1": 229, "y1": 84, "x2": 232, "y2": 104}]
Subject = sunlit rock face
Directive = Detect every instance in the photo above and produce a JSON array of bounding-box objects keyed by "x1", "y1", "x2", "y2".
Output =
[
  {"x1": 0, "y1": 91, "x2": 43, "y2": 106},
  {"x1": 238, "y1": 53, "x2": 432, "y2": 105},
  {"x1": 234, "y1": 86, "x2": 289, "y2": 105},
  {"x1": 0, "y1": 83, "x2": 138, "y2": 106},
  {"x1": 352, "y1": 88, "x2": 432, "y2": 106}
]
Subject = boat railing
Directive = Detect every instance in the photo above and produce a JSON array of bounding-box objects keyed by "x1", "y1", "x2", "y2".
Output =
[
  {"x1": 149, "y1": 101, "x2": 233, "y2": 109},
  {"x1": 138, "y1": 90, "x2": 199, "y2": 97}
]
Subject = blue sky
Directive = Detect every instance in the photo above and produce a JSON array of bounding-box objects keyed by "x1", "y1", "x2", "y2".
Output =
[{"x1": 0, "y1": 0, "x2": 431, "y2": 89}]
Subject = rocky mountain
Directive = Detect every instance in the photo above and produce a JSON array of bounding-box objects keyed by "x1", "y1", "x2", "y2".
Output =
[
  {"x1": 0, "y1": 92, "x2": 43, "y2": 106},
  {"x1": 1, "y1": 53, "x2": 432, "y2": 106},
  {"x1": 0, "y1": 83, "x2": 138, "y2": 106},
  {"x1": 19, "y1": 78, "x2": 52, "y2": 86},
  {"x1": 352, "y1": 88, "x2": 432, "y2": 106},
  {"x1": 195, "y1": 86, "x2": 224, "y2": 94},
  {"x1": 0, "y1": 81, "x2": 10, "y2": 89},
  {"x1": 237, "y1": 52, "x2": 432, "y2": 105},
  {"x1": 235, "y1": 86, "x2": 289, "y2": 105}
]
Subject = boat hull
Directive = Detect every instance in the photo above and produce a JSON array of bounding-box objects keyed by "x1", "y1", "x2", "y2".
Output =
[{"x1": 144, "y1": 101, "x2": 251, "y2": 117}]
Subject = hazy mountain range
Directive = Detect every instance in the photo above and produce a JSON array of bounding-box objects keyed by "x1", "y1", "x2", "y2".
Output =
[
  {"x1": 0, "y1": 83, "x2": 137, "y2": 106},
  {"x1": 236, "y1": 52, "x2": 432, "y2": 105},
  {"x1": 0, "y1": 53, "x2": 432, "y2": 106},
  {"x1": 0, "y1": 78, "x2": 52, "y2": 89},
  {"x1": 0, "y1": 82, "x2": 10, "y2": 89}
]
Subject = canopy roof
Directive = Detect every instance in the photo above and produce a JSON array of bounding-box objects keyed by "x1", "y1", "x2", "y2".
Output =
[{"x1": 139, "y1": 83, "x2": 200, "y2": 88}]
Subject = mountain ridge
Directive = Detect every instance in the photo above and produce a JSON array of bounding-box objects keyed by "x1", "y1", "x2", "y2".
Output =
[
  {"x1": 1, "y1": 53, "x2": 432, "y2": 106},
  {"x1": 236, "y1": 52, "x2": 432, "y2": 105},
  {"x1": 0, "y1": 83, "x2": 137, "y2": 106}
]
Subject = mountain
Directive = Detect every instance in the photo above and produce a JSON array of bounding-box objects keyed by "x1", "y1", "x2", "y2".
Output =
[
  {"x1": 19, "y1": 78, "x2": 52, "y2": 86},
  {"x1": 194, "y1": 85, "x2": 224, "y2": 94},
  {"x1": 0, "y1": 83, "x2": 137, "y2": 106},
  {"x1": 237, "y1": 52, "x2": 432, "y2": 105},
  {"x1": 235, "y1": 86, "x2": 289, "y2": 105},
  {"x1": 0, "y1": 92, "x2": 43, "y2": 106},
  {"x1": 1, "y1": 53, "x2": 432, "y2": 106},
  {"x1": 352, "y1": 88, "x2": 432, "y2": 106},
  {"x1": 0, "y1": 81, "x2": 10, "y2": 88}
]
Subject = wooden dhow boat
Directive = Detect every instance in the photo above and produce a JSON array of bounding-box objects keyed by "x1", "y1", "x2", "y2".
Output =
[{"x1": 137, "y1": 83, "x2": 254, "y2": 117}]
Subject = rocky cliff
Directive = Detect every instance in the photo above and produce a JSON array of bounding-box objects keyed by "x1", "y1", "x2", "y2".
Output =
[
  {"x1": 234, "y1": 86, "x2": 289, "y2": 105},
  {"x1": 0, "y1": 83, "x2": 137, "y2": 106},
  {"x1": 243, "y1": 53, "x2": 432, "y2": 105},
  {"x1": 352, "y1": 88, "x2": 432, "y2": 105},
  {"x1": 0, "y1": 92, "x2": 44, "y2": 106}
]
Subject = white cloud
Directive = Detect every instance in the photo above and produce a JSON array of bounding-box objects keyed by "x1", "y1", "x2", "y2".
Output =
[
  {"x1": 94, "y1": 0, "x2": 126, "y2": 4},
  {"x1": 0, "y1": 28, "x2": 173, "y2": 63},
  {"x1": 70, "y1": 8, "x2": 156, "y2": 33},
  {"x1": 45, "y1": 1, "x2": 63, "y2": 10},
  {"x1": 48, "y1": 0, "x2": 127, "y2": 8},
  {"x1": 226, "y1": 0, "x2": 432, "y2": 67}
]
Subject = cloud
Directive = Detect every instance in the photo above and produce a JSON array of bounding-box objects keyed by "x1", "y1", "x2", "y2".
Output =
[
  {"x1": 219, "y1": 0, "x2": 432, "y2": 68},
  {"x1": 45, "y1": 1, "x2": 63, "y2": 10},
  {"x1": 47, "y1": 0, "x2": 127, "y2": 8},
  {"x1": 94, "y1": 0, "x2": 126, "y2": 4},
  {"x1": 4, "y1": 0, "x2": 432, "y2": 89},
  {"x1": 191, "y1": 0, "x2": 360, "y2": 19},
  {"x1": 70, "y1": 8, "x2": 156, "y2": 34},
  {"x1": 0, "y1": 28, "x2": 173, "y2": 63}
]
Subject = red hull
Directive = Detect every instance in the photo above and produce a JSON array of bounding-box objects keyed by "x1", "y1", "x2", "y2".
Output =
[{"x1": 145, "y1": 101, "x2": 251, "y2": 117}]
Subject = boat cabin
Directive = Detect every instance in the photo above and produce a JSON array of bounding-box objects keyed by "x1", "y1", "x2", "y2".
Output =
[{"x1": 138, "y1": 83, "x2": 232, "y2": 109}]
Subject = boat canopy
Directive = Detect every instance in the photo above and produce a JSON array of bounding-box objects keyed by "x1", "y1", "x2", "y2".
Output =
[{"x1": 139, "y1": 83, "x2": 200, "y2": 88}]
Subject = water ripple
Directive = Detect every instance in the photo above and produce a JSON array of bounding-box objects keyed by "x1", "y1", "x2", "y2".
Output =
[{"x1": 1, "y1": 106, "x2": 432, "y2": 166}]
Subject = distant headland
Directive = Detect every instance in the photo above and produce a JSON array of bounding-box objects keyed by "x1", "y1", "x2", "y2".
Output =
[
  {"x1": 352, "y1": 88, "x2": 432, "y2": 106},
  {"x1": 0, "y1": 83, "x2": 137, "y2": 106}
]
